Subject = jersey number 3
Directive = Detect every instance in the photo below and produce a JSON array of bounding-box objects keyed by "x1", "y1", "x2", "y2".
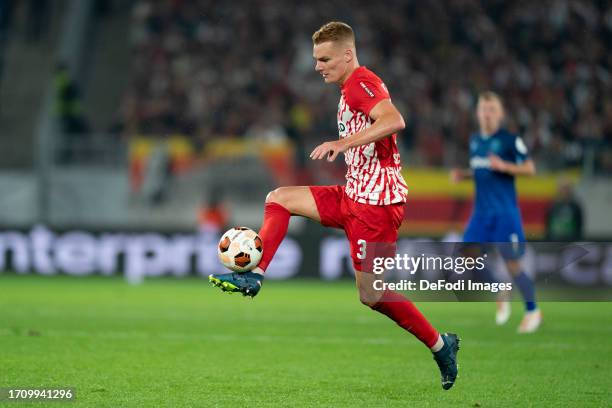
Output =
[{"x1": 356, "y1": 239, "x2": 367, "y2": 260}]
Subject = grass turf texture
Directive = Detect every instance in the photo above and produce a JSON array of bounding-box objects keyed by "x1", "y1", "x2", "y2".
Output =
[{"x1": 1, "y1": 275, "x2": 610, "y2": 407}]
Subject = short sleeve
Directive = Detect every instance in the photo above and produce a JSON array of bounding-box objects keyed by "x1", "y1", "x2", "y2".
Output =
[
  {"x1": 513, "y1": 135, "x2": 529, "y2": 163},
  {"x1": 344, "y1": 76, "x2": 390, "y2": 117}
]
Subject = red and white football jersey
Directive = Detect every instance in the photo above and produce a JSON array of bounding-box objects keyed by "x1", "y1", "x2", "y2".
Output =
[{"x1": 338, "y1": 66, "x2": 408, "y2": 205}]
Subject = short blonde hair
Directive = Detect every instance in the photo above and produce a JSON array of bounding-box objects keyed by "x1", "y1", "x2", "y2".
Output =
[
  {"x1": 478, "y1": 91, "x2": 504, "y2": 107},
  {"x1": 312, "y1": 21, "x2": 355, "y2": 46}
]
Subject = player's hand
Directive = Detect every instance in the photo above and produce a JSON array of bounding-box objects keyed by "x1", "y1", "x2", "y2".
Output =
[
  {"x1": 310, "y1": 140, "x2": 348, "y2": 162},
  {"x1": 488, "y1": 154, "x2": 508, "y2": 173},
  {"x1": 450, "y1": 168, "x2": 463, "y2": 183}
]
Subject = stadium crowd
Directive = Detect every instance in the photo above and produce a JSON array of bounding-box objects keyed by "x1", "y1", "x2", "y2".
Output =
[{"x1": 119, "y1": 0, "x2": 612, "y2": 173}]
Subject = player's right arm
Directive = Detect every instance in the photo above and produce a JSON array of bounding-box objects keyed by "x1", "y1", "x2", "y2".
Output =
[
  {"x1": 450, "y1": 133, "x2": 476, "y2": 183},
  {"x1": 310, "y1": 99, "x2": 404, "y2": 162},
  {"x1": 450, "y1": 168, "x2": 473, "y2": 183},
  {"x1": 310, "y1": 73, "x2": 403, "y2": 162}
]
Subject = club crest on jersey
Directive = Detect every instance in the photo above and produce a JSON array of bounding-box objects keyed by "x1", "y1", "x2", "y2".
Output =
[
  {"x1": 489, "y1": 139, "x2": 501, "y2": 154},
  {"x1": 360, "y1": 82, "x2": 375, "y2": 98},
  {"x1": 338, "y1": 122, "x2": 347, "y2": 133}
]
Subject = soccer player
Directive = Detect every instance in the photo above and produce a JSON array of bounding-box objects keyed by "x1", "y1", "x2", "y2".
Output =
[
  {"x1": 210, "y1": 21, "x2": 460, "y2": 390},
  {"x1": 451, "y1": 91, "x2": 542, "y2": 333}
]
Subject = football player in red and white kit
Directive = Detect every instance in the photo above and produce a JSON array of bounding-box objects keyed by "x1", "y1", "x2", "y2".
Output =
[{"x1": 210, "y1": 21, "x2": 460, "y2": 390}]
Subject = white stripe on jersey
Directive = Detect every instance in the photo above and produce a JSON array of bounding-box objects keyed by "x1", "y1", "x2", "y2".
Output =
[{"x1": 337, "y1": 94, "x2": 408, "y2": 205}]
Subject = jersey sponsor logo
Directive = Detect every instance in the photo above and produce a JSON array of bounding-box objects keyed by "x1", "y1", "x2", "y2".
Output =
[
  {"x1": 515, "y1": 137, "x2": 528, "y2": 155},
  {"x1": 470, "y1": 156, "x2": 491, "y2": 169},
  {"x1": 359, "y1": 81, "x2": 375, "y2": 98}
]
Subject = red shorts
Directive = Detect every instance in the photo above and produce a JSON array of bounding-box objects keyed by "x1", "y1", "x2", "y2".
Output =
[{"x1": 310, "y1": 185, "x2": 405, "y2": 271}]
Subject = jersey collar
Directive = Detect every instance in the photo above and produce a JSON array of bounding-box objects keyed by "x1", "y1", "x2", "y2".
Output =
[
  {"x1": 341, "y1": 66, "x2": 367, "y2": 90},
  {"x1": 479, "y1": 128, "x2": 503, "y2": 139}
]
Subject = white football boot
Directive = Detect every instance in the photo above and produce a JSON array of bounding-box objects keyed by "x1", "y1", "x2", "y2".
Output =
[
  {"x1": 495, "y1": 300, "x2": 511, "y2": 326},
  {"x1": 517, "y1": 309, "x2": 542, "y2": 334}
]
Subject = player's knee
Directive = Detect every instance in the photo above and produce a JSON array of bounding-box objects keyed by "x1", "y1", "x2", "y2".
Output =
[
  {"x1": 265, "y1": 188, "x2": 288, "y2": 207},
  {"x1": 505, "y1": 260, "x2": 522, "y2": 276},
  {"x1": 265, "y1": 189, "x2": 278, "y2": 203}
]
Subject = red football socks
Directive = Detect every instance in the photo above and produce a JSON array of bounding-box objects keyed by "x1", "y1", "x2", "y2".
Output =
[
  {"x1": 256, "y1": 202, "x2": 291, "y2": 272},
  {"x1": 256, "y1": 202, "x2": 439, "y2": 349},
  {"x1": 371, "y1": 290, "x2": 440, "y2": 348}
]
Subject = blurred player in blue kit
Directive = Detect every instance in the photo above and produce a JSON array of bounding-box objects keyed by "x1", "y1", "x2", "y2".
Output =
[{"x1": 451, "y1": 91, "x2": 542, "y2": 333}]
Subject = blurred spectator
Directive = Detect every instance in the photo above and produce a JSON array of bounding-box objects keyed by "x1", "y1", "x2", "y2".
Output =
[
  {"x1": 546, "y1": 178, "x2": 584, "y2": 241},
  {"x1": 55, "y1": 64, "x2": 89, "y2": 132},
  {"x1": 140, "y1": 144, "x2": 171, "y2": 205},
  {"x1": 55, "y1": 63, "x2": 90, "y2": 163},
  {"x1": 121, "y1": 0, "x2": 612, "y2": 173},
  {"x1": 198, "y1": 189, "x2": 230, "y2": 233}
]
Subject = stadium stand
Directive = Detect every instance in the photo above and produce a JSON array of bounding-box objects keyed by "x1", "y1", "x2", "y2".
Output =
[{"x1": 121, "y1": 0, "x2": 612, "y2": 173}]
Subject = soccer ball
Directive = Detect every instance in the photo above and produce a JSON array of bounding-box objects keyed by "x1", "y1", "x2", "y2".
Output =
[{"x1": 217, "y1": 227, "x2": 263, "y2": 272}]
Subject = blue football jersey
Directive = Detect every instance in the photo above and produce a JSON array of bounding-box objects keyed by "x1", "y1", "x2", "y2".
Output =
[{"x1": 469, "y1": 128, "x2": 529, "y2": 215}]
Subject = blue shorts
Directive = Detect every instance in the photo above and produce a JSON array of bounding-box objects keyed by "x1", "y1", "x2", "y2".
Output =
[{"x1": 463, "y1": 212, "x2": 525, "y2": 259}]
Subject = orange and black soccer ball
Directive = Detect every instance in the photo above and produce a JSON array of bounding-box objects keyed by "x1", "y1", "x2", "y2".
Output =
[{"x1": 217, "y1": 227, "x2": 263, "y2": 272}]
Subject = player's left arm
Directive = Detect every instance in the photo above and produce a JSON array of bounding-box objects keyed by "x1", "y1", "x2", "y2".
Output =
[
  {"x1": 310, "y1": 99, "x2": 404, "y2": 162},
  {"x1": 489, "y1": 135, "x2": 536, "y2": 177}
]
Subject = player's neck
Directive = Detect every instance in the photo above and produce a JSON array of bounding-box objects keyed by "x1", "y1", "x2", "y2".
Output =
[
  {"x1": 339, "y1": 62, "x2": 360, "y2": 86},
  {"x1": 480, "y1": 126, "x2": 499, "y2": 138}
]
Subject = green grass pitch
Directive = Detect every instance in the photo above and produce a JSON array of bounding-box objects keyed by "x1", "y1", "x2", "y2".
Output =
[{"x1": 1, "y1": 275, "x2": 611, "y2": 407}]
